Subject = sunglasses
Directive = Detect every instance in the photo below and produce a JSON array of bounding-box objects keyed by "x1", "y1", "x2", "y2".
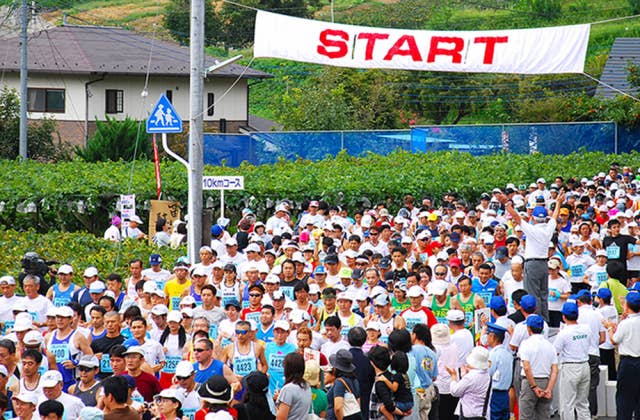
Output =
[
  {"x1": 249, "y1": 293, "x2": 262, "y2": 298},
  {"x1": 435, "y1": 272, "x2": 447, "y2": 276},
  {"x1": 235, "y1": 329, "x2": 249, "y2": 335},
  {"x1": 78, "y1": 366, "x2": 94, "y2": 372},
  {"x1": 176, "y1": 375, "x2": 191, "y2": 381},
  {"x1": 193, "y1": 348, "x2": 208, "y2": 353}
]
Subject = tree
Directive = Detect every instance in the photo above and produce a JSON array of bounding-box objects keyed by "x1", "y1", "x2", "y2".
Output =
[
  {"x1": 163, "y1": 0, "x2": 219, "y2": 46},
  {"x1": 75, "y1": 116, "x2": 151, "y2": 162},
  {"x1": 0, "y1": 87, "x2": 68, "y2": 161}
]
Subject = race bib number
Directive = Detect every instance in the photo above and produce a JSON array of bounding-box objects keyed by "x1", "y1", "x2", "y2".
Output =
[
  {"x1": 49, "y1": 343, "x2": 70, "y2": 363},
  {"x1": 233, "y1": 356, "x2": 256, "y2": 376},
  {"x1": 163, "y1": 355, "x2": 182, "y2": 374},
  {"x1": 549, "y1": 288, "x2": 560, "y2": 302},
  {"x1": 280, "y1": 286, "x2": 295, "y2": 301},
  {"x1": 171, "y1": 296, "x2": 181, "y2": 310},
  {"x1": 132, "y1": 394, "x2": 144, "y2": 404},
  {"x1": 2, "y1": 320, "x2": 14, "y2": 335},
  {"x1": 182, "y1": 408, "x2": 197, "y2": 420},
  {"x1": 155, "y1": 280, "x2": 166, "y2": 291},
  {"x1": 464, "y1": 311, "x2": 474, "y2": 327},
  {"x1": 28, "y1": 311, "x2": 38, "y2": 322},
  {"x1": 100, "y1": 354, "x2": 113, "y2": 373},
  {"x1": 38, "y1": 365, "x2": 47, "y2": 376},
  {"x1": 478, "y1": 291, "x2": 493, "y2": 306},
  {"x1": 269, "y1": 353, "x2": 285, "y2": 371},
  {"x1": 209, "y1": 324, "x2": 219, "y2": 340},
  {"x1": 596, "y1": 271, "x2": 608, "y2": 284},
  {"x1": 570, "y1": 264, "x2": 585, "y2": 278},
  {"x1": 340, "y1": 325, "x2": 352, "y2": 338},
  {"x1": 53, "y1": 297, "x2": 71, "y2": 307},
  {"x1": 404, "y1": 317, "x2": 421, "y2": 331},
  {"x1": 3, "y1": 411, "x2": 13, "y2": 419},
  {"x1": 607, "y1": 244, "x2": 620, "y2": 259},
  {"x1": 245, "y1": 311, "x2": 261, "y2": 325}
]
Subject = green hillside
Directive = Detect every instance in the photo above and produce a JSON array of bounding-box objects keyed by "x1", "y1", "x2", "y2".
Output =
[{"x1": 24, "y1": 0, "x2": 640, "y2": 127}]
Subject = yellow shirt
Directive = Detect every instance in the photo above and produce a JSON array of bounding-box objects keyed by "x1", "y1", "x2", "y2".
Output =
[{"x1": 164, "y1": 278, "x2": 191, "y2": 310}]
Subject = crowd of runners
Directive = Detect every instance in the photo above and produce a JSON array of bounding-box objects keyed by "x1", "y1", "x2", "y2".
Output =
[{"x1": 0, "y1": 162, "x2": 640, "y2": 420}]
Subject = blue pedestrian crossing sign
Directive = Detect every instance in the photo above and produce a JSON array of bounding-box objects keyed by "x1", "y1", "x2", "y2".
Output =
[{"x1": 146, "y1": 94, "x2": 183, "y2": 134}]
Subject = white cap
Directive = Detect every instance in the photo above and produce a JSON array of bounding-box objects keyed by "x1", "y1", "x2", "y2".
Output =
[
  {"x1": 337, "y1": 292, "x2": 354, "y2": 302},
  {"x1": 446, "y1": 309, "x2": 465, "y2": 322},
  {"x1": 41, "y1": 370, "x2": 63, "y2": 388},
  {"x1": 167, "y1": 310, "x2": 183, "y2": 323},
  {"x1": 366, "y1": 321, "x2": 381, "y2": 332},
  {"x1": 23, "y1": 330, "x2": 43, "y2": 346},
  {"x1": 292, "y1": 252, "x2": 305, "y2": 264},
  {"x1": 175, "y1": 360, "x2": 195, "y2": 377},
  {"x1": 355, "y1": 289, "x2": 369, "y2": 302},
  {"x1": 289, "y1": 309, "x2": 310, "y2": 324},
  {"x1": 122, "y1": 346, "x2": 145, "y2": 357},
  {"x1": 151, "y1": 289, "x2": 166, "y2": 298},
  {"x1": 157, "y1": 388, "x2": 185, "y2": 405},
  {"x1": 0, "y1": 276, "x2": 15, "y2": 285},
  {"x1": 143, "y1": 281, "x2": 158, "y2": 294},
  {"x1": 77, "y1": 355, "x2": 100, "y2": 368},
  {"x1": 274, "y1": 320, "x2": 290, "y2": 331},
  {"x1": 89, "y1": 280, "x2": 106, "y2": 293},
  {"x1": 58, "y1": 264, "x2": 73, "y2": 275},
  {"x1": 370, "y1": 286, "x2": 387, "y2": 299},
  {"x1": 192, "y1": 266, "x2": 208, "y2": 277},
  {"x1": 536, "y1": 177, "x2": 546, "y2": 184},
  {"x1": 264, "y1": 274, "x2": 280, "y2": 284},
  {"x1": 427, "y1": 280, "x2": 449, "y2": 296},
  {"x1": 225, "y1": 238, "x2": 238, "y2": 247},
  {"x1": 12, "y1": 393, "x2": 37, "y2": 405},
  {"x1": 595, "y1": 249, "x2": 608, "y2": 257},
  {"x1": 180, "y1": 296, "x2": 196, "y2": 306},
  {"x1": 400, "y1": 236, "x2": 413, "y2": 244},
  {"x1": 180, "y1": 307, "x2": 194, "y2": 318},
  {"x1": 151, "y1": 304, "x2": 169, "y2": 316},
  {"x1": 245, "y1": 243, "x2": 261, "y2": 253},
  {"x1": 454, "y1": 211, "x2": 466, "y2": 219},
  {"x1": 83, "y1": 267, "x2": 98, "y2": 277},
  {"x1": 13, "y1": 316, "x2": 33, "y2": 332},
  {"x1": 308, "y1": 283, "x2": 320, "y2": 295},
  {"x1": 407, "y1": 285, "x2": 424, "y2": 298},
  {"x1": 212, "y1": 260, "x2": 225, "y2": 269},
  {"x1": 129, "y1": 215, "x2": 143, "y2": 224},
  {"x1": 56, "y1": 306, "x2": 74, "y2": 318}
]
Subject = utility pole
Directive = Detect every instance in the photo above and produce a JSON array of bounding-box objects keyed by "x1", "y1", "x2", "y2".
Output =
[
  {"x1": 188, "y1": 0, "x2": 204, "y2": 263},
  {"x1": 19, "y1": 0, "x2": 28, "y2": 159}
]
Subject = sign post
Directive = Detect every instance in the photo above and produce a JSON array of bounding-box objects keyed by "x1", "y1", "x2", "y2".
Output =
[{"x1": 202, "y1": 176, "x2": 244, "y2": 219}]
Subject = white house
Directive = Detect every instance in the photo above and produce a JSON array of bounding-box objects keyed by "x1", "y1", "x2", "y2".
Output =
[{"x1": 0, "y1": 24, "x2": 270, "y2": 145}]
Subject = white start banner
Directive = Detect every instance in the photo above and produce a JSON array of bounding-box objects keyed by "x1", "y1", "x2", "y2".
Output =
[{"x1": 254, "y1": 11, "x2": 590, "y2": 74}]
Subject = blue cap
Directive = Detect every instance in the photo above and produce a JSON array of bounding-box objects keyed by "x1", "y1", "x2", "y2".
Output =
[
  {"x1": 628, "y1": 283, "x2": 640, "y2": 292},
  {"x1": 378, "y1": 257, "x2": 391, "y2": 269},
  {"x1": 224, "y1": 299, "x2": 241, "y2": 310},
  {"x1": 576, "y1": 289, "x2": 592, "y2": 301},
  {"x1": 486, "y1": 322, "x2": 508, "y2": 336},
  {"x1": 314, "y1": 265, "x2": 326, "y2": 275},
  {"x1": 122, "y1": 338, "x2": 139, "y2": 349},
  {"x1": 526, "y1": 314, "x2": 544, "y2": 330},
  {"x1": 597, "y1": 288, "x2": 612, "y2": 299},
  {"x1": 520, "y1": 295, "x2": 537, "y2": 312},
  {"x1": 495, "y1": 246, "x2": 508, "y2": 259},
  {"x1": 532, "y1": 206, "x2": 548, "y2": 218},
  {"x1": 561, "y1": 302, "x2": 579, "y2": 317},
  {"x1": 121, "y1": 374, "x2": 137, "y2": 388},
  {"x1": 627, "y1": 291, "x2": 640, "y2": 306},
  {"x1": 211, "y1": 224, "x2": 224, "y2": 237},
  {"x1": 489, "y1": 296, "x2": 506, "y2": 310},
  {"x1": 450, "y1": 232, "x2": 461, "y2": 243},
  {"x1": 149, "y1": 254, "x2": 162, "y2": 265}
]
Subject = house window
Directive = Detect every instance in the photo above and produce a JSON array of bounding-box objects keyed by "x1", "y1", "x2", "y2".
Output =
[
  {"x1": 27, "y1": 88, "x2": 65, "y2": 113},
  {"x1": 207, "y1": 93, "x2": 214, "y2": 116},
  {"x1": 105, "y1": 90, "x2": 124, "y2": 114},
  {"x1": 166, "y1": 90, "x2": 172, "y2": 103}
]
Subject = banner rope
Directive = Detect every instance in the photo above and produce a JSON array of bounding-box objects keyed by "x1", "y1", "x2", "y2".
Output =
[{"x1": 581, "y1": 73, "x2": 640, "y2": 103}]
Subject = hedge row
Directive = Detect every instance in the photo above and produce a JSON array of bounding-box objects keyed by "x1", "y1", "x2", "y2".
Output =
[
  {"x1": 0, "y1": 229, "x2": 184, "y2": 281},
  {"x1": 0, "y1": 150, "x2": 637, "y2": 234}
]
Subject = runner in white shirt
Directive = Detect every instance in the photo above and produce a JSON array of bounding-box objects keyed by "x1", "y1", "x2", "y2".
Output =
[{"x1": 595, "y1": 288, "x2": 618, "y2": 381}]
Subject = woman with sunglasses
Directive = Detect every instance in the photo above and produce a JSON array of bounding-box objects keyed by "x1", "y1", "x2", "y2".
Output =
[{"x1": 159, "y1": 311, "x2": 187, "y2": 388}]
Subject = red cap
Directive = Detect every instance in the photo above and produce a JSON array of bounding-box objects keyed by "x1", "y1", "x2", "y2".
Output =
[{"x1": 449, "y1": 257, "x2": 461, "y2": 267}]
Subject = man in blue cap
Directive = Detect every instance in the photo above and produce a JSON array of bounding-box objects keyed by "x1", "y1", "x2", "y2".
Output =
[
  {"x1": 553, "y1": 302, "x2": 591, "y2": 420},
  {"x1": 487, "y1": 322, "x2": 512, "y2": 420},
  {"x1": 595, "y1": 287, "x2": 618, "y2": 380},
  {"x1": 608, "y1": 291, "x2": 640, "y2": 419},
  {"x1": 498, "y1": 191, "x2": 565, "y2": 323},
  {"x1": 575, "y1": 289, "x2": 605, "y2": 417},
  {"x1": 517, "y1": 314, "x2": 558, "y2": 420},
  {"x1": 509, "y1": 295, "x2": 548, "y2": 353},
  {"x1": 480, "y1": 296, "x2": 515, "y2": 351}
]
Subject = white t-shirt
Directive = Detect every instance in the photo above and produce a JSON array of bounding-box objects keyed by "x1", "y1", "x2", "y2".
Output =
[
  {"x1": 565, "y1": 254, "x2": 595, "y2": 283},
  {"x1": 518, "y1": 334, "x2": 557, "y2": 377},
  {"x1": 547, "y1": 276, "x2": 571, "y2": 311},
  {"x1": 21, "y1": 295, "x2": 54, "y2": 327},
  {"x1": 37, "y1": 392, "x2": 85, "y2": 420},
  {"x1": 510, "y1": 317, "x2": 549, "y2": 350},
  {"x1": 585, "y1": 264, "x2": 608, "y2": 292},
  {"x1": 103, "y1": 225, "x2": 121, "y2": 242},
  {"x1": 577, "y1": 305, "x2": 605, "y2": 356},
  {"x1": 451, "y1": 328, "x2": 474, "y2": 365},
  {"x1": 319, "y1": 338, "x2": 350, "y2": 358},
  {"x1": 553, "y1": 323, "x2": 591, "y2": 363},
  {"x1": 139, "y1": 339, "x2": 166, "y2": 366},
  {"x1": 501, "y1": 272, "x2": 524, "y2": 314},
  {"x1": 597, "y1": 305, "x2": 618, "y2": 350},
  {"x1": 519, "y1": 219, "x2": 557, "y2": 259},
  {"x1": 612, "y1": 313, "x2": 640, "y2": 357}
]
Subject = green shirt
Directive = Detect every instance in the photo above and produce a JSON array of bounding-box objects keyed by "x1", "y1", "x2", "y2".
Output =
[
  {"x1": 391, "y1": 296, "x2": 411, "y2": 314},
  {"x1": 599, "y1": 278, "x2": 628, "y2": 315},
  {"x1": 311, "y1": 388, "x2": 328, "y2": 415}
]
